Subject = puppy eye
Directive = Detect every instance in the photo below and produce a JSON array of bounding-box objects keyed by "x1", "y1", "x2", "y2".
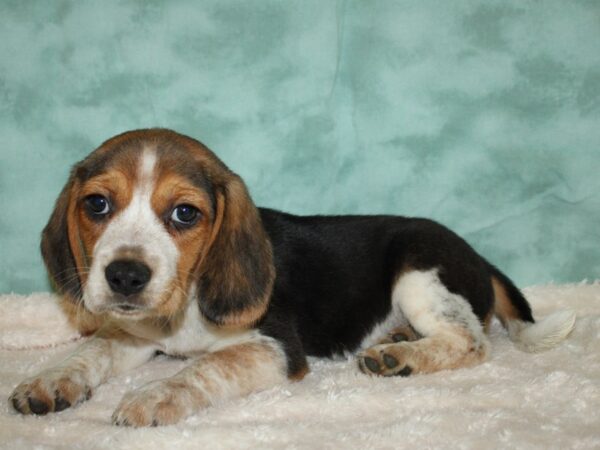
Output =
[
  {"x1": 170, "y1": 204, "x2": 200, "y2": 226},
  {"x1": 84, "y1": 195, "x2": 110, "y2": 217}
]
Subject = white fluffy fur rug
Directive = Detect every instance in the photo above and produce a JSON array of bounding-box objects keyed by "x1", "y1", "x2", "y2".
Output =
[{"x1": 0, "y1": 283, "x2": 599, "y2": 449}]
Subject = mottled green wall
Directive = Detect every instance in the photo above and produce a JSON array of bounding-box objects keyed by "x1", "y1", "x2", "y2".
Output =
[{"x1": 1, "y1": 0, "x2": 598, "y2": 294}]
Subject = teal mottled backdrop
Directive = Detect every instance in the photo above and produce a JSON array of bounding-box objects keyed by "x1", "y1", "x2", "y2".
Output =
[{"x1": 0, "y1": 0, "x2": 599, "y2": 294}]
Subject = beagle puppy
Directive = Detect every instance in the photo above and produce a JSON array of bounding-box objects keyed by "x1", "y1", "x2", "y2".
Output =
[{"x1": 10, "y1": 129, "x2": 575, "y2": 427}]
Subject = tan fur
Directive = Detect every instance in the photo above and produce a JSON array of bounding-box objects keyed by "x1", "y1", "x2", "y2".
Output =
[
  {"x1": 59, "y1": 297, "x2": 105, "y2": 336},
  {"x1": 210, "y1": 342, "x2": 281, "y2": 379},
  {"x1": 193, "y1": 190, "x2": 226, "y2": 275},
  {"x1": 483, "y1": 311, "x2": 494, "y2": 333},
  {"x1": 41, "y1": 175, "x2": 83, "y2": 296},
  {"x1": 55, "y1": 376, "x2": 90, "y2": 405},
  {"x1": 492, "y1": 276, "x2": 520, "y2": 327},
  {"x1": 288, "y1": 364, "x2": 310, "y2": 381},
  {"x1": 76, "y1": 169, "x2": 136, "y2": 257},
  {"x1": 198, "y1": 175, "x2": 275, "y2": 327},
  {"x1": 27, "y1": 379, "x2": 55, "y2": 411},
  {"x1": 65, "y1": 180, "x2": 88, "y2": 286},
  {"x1": 78, "y1": 170, "x2": 135, "y2": 204},
  {"x1": 218, "y1": 302, "x2": 275, "y2": 330}
]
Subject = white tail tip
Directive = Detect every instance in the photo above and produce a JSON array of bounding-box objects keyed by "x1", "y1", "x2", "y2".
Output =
[{"x1": 507, "y1": 310, "x2": 577, "y2": 353}]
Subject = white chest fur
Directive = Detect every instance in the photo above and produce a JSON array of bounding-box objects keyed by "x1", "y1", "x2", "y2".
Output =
[{"x1": 117, "y1": 298, "x2": 262, "y2": 357}]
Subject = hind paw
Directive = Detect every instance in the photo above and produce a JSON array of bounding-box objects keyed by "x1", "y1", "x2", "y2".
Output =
[{"x1": 358, "y1": 343, "x2": 414, "y2": 377}]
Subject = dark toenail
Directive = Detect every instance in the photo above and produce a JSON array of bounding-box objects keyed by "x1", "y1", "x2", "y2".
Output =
[
  {"x1": 54, "y1": 393, "x2": 71, "y2": 412},
  {"x1": 28, "y1": 397, "x2": 49, "y2": 415},
  {"x1": 116, "y1": 418, "x2": 130, "y2": 427},
  {"x1": 363, "y1": 357, "x2": 380, "y2": 373},
  {"x1": 383, "y1": 354, "x2": 399, "y2": 368},
  {"x1": 151, "y1": 420, "x2": 158, "y2": 427},
  {"x1": 85, "y1": 387, "x2": 92, "y2": 400},
  {"x1": 397, "y1": 366, "x2": 413, "y2": 377},
  {"x1": 392, "y1": 333, "x2": 408, "y2": 342},
  {"x1": 11, "y1": 396, "x2": 22, "y2": 413}
]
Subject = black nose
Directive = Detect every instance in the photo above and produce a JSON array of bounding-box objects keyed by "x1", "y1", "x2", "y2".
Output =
[{"x1": 104, "y1": 260, "x2": 151, "y2": 297}]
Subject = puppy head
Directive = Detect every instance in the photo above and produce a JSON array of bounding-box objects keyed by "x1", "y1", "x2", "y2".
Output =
[{"x1": 41, "y1": 129, "x2": 274, "y2": 328}]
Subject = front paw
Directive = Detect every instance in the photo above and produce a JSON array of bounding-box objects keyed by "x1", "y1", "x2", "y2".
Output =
[
  {"x1": 10, "y1": 370, "x2": 92, "y2": 415},
  {"x1": 112, "y1": 380, "x2": 198, "y2": 427}
]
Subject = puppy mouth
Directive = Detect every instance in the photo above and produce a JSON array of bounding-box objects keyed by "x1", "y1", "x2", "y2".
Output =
[
  {"x1": 110, "y1": 303, "x2": 144, "y2": 313},
  {"x1": 94, "y1": 295, "x2": 151, "y2": 319},
  {"x1": 104, "y1": 306, "x2": 150, "y2": 321},
  {"x1": 84, "y1": 282, "x2": 183, "y2": 320}
]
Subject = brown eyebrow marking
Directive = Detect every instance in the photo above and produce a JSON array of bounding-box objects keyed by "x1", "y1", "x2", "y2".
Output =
[
  {"x1": 151, "y1": 172, "x2": 215, "y2": 223},
  {"x1": 79, "y1": 171, "x2": 133, "y2": 204}
]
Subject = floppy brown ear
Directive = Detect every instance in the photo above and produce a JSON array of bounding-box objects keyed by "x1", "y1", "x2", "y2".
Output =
[
  {"x1": 197, "y1": 174, "x2": 274, "y2": 328},
  {"x1": 40, "y1": 169, "x2": 85, "y2": 301}
]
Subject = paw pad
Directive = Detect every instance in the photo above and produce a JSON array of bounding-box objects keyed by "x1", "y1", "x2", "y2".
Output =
[
  {"x1": 54, "y1": 394, "x2": 71, "y2": 412},
  {"x1": 383, "y1": 354, "x2": 399, "y2": 369},
  {"x1": 363, "y1": 357, "x2": 381, "y2": 373},
  {"x1": 397, "y1": 366, "x2": 412, "y2": 377},
  {"x1": 28, "y1": 397, "x2": 49, "y2": 415}
]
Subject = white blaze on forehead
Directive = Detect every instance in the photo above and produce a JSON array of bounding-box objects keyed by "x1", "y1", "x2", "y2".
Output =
[
  {"x1": 99, "y1": 148, "x2": 164, "y2": 246},
  {"x1": 83, "y1": 148, "x2": 180, "y2": 312},
  {"x1": 139, "y1": 147, "x2": 157, "y2": 186}
]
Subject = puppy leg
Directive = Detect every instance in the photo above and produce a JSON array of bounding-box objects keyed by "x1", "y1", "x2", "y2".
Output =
[
  {"x1": 112, "y1": 337, "x2": 287, "y2": 427},
  {"x1": 10, "y1": 332, "x2": 155, "y2": 415},
  {"x1": 359, "y1": 269, "x2": 489, "y2": 376}
]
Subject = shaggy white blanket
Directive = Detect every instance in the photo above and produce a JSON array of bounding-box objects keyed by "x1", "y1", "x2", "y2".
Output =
[{"x1": 0, "y1": 284, "x2": 598, "y2": 449}]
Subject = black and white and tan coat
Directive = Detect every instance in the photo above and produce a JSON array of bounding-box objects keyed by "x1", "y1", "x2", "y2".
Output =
[{"x1": 9, "y1": 129, "x2": 575, "y2": 427}]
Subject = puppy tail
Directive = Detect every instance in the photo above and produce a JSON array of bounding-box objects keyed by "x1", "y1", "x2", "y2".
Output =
[
  {"x1": 505, "y1": 310, "x2": 577, "y2": 353},
  {"x1": 488, "y1": 264, "x2": 576, "y2": 352}
]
